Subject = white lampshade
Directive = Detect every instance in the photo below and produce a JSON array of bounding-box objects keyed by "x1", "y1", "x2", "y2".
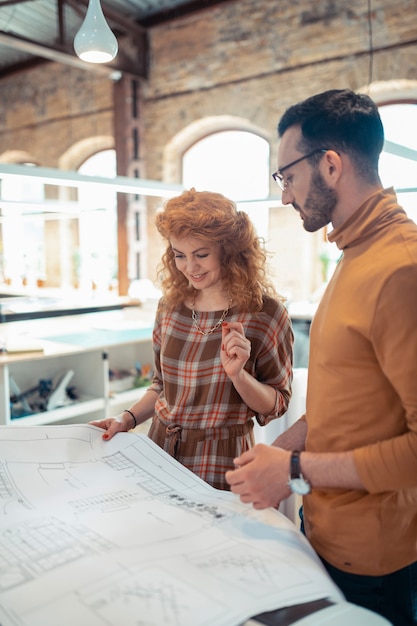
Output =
[{"x1": 74, "y1": 0, "x2": 118, "y2": 64}]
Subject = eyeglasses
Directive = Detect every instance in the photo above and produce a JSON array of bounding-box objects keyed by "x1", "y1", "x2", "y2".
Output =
[{"x1": 272, "y1": 149, "x2": 329, "y2": 191}]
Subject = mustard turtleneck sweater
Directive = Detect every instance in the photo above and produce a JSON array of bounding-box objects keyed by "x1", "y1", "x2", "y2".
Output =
[{"x1": 303, "y1": 187, "x2": 417, "y2": 575}]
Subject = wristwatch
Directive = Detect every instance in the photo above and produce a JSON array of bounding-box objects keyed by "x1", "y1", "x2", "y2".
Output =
[{"x1": 288, "y1": 450, "x2": 311, "y2": 495}]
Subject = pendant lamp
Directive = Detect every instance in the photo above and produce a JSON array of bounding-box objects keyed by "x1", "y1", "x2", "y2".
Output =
[{"x1": 74, "y1": 0, "x2": 118, "y2": 64}]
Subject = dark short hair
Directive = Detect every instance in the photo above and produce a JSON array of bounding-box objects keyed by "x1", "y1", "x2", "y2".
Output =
[{"x1": 278, "y1": 89, "x2": 384, "y2": 183}]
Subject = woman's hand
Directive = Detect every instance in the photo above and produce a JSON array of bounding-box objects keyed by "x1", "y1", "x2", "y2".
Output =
[
  {"x1": 221, "y1": 321, "x2": 251, "y2": 379},
  {"x1": 90, "y1": 412, "x2": 132, "y2": 440}
]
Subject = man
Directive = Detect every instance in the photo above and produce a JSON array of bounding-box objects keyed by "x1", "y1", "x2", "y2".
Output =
[{"x1": 226, "y1": 89, "x2": 417, "y2": 626}]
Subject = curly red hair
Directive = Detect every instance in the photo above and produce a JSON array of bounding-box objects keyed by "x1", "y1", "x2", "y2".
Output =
[{"x1": 155, "y1": 188, "x2": 281, "y2": 312}]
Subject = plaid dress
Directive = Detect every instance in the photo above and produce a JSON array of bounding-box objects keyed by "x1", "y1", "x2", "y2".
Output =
[{"x1": 147, "y1": 295, "x2": 293, "y2": 490}]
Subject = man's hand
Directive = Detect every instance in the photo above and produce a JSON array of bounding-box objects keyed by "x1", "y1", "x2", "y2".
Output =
[{"x1": 225, "y1": 444, "x2": 292, "y2": 509}]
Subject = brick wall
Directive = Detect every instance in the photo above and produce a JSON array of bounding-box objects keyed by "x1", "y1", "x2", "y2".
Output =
[
  {"x1": 142, "y1": 0, "x2": 417, "y2": 298},
  {"x1": 0, "y1": 65, "x2": 114, "y2": 167},
  {"x1": 0, "y1": 0, "x2": 416, "y2": 299}
]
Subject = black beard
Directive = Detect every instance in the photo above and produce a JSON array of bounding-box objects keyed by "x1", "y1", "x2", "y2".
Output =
[{"x1": 301, "y1": 171, "x2": 337, "y2": 233}]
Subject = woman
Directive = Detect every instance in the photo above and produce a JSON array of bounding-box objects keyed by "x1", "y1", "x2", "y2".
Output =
[{"x1": 92, "y1": 188, "x2": 293, "y2": 489}]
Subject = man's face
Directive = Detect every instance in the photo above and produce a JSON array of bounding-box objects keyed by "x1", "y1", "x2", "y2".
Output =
[{"x1": 277, "y1": 126, "x2": 337, "y2": 232}]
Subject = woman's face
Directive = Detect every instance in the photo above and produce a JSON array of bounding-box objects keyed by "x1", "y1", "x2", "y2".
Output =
[{"x1": 170, "y1": 236, "x2": 223, "y2": 291}]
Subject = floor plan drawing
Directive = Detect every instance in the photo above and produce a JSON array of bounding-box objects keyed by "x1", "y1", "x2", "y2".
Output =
[{"x1": 0, "y1": 424, "x2": 343, "y2": 626}]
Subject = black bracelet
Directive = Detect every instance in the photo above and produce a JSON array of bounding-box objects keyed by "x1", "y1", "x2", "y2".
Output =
[{"x1": 123, "y1": 409, "x2": 137, "y2": 429}]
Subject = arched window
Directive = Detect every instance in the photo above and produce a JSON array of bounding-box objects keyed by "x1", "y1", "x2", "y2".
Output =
[
  {"x1": 182, "y1": 130, "x2": 270, "y2": 237},
  {"x1": 183, "y1": 130, "x2": 269, "y2": 199},
  {"x1": 378, "y1": 103, "x2": 417, "y2": 223},
  {"x1": 77, "y1": 150, "x2": 117, "y2": 291}
]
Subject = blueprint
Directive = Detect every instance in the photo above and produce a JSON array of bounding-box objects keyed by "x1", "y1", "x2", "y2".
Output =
[{"x1": 0, "y1": 424, "x2": 343, "y2": 626}]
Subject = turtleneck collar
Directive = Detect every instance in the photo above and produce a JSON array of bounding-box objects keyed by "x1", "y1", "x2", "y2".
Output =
[{"x1": 327, "y1": 187, "x2": 408, "y2": 251}]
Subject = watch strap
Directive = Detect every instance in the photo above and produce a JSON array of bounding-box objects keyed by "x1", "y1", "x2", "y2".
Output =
[
  {"x1": 290, "y1": 450, "x2": 302, "y2": 479},
  {"x1": 288, "y1": 450, "x2": 311, "y2": 495}
]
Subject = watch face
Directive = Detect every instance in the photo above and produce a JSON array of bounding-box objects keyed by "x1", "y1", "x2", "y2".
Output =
[{"x1": 289, "y1": 477, "x2": 311, "y2": 495}]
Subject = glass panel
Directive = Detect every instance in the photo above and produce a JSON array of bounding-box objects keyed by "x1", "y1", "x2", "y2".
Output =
[{"x1": 0, "y1": 163, "x2": 45, "y2": 286}]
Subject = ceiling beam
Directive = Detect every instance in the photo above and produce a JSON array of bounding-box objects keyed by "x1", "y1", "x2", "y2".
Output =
[
  {"x1": 0, "y1": 29, "x2": 147, "y2": 80},
  {"x1": 0, "y1": 0, "x2": 34, "y2": 6}
]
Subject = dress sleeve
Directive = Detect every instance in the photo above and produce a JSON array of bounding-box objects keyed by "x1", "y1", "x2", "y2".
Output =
[
  {"x1": 255, "y1": 299, "x2": 294, "y2": 426},
  {"x1": 147, "y1": 303, "x2": 163, "y2": 396}
]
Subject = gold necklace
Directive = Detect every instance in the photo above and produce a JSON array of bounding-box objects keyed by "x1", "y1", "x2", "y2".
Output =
[{"x1": 191, "y1": 298, "x2": 232, "y2": 336}]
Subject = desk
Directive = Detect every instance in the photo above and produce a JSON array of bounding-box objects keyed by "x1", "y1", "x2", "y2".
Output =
[{"x1": 0, "y1": 424, "x2": 345, "y2": 626}]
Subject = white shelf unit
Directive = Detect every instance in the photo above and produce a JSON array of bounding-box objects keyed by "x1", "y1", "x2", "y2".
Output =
[
  {"x1": 1, "y1": 335, "x2": 154, "y2": 427},
  {"x1": 105, "y1": 339, "x2": 154, "y2": 417}
]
